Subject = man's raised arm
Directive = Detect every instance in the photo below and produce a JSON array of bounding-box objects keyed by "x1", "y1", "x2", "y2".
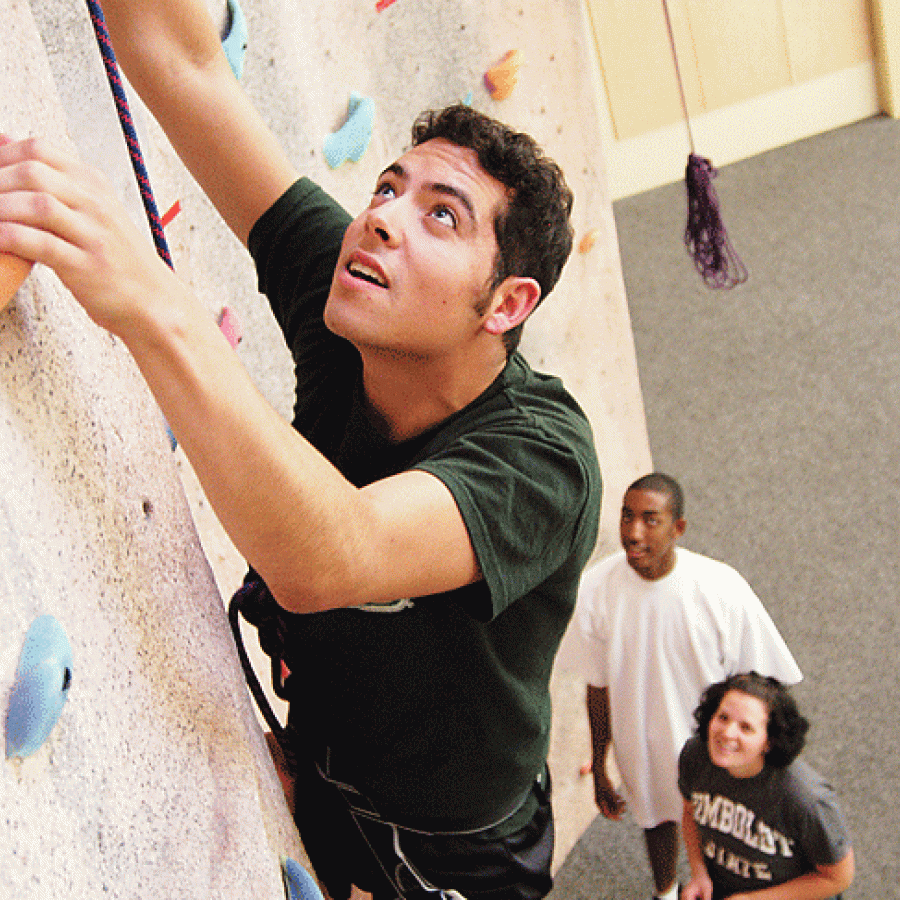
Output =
[{"x1": 101, "y1": 0, "x2": 298, "y2": 245}]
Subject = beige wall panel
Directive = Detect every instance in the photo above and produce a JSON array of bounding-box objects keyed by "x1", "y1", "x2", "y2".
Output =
[
  {"x1": 872, "y1": 0, "x2": 900, "y2": 115},
  {"x1": 587, "y1": 0, "x2": 684, "y2": 137},
  {"x1": 685, "y1": 0, "x2": 792, "y2": 110},
  {"x1": 781, "y1": 0, "x2": 874, "y2": 83}
]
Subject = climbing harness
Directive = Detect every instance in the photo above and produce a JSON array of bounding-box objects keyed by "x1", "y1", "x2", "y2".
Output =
[{"x1": 228, "y1": 576, "x2": 290, "y2": 737}]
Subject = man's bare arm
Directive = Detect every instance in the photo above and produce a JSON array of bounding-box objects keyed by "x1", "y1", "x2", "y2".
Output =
[
  {"x1": 101, "y1": 0, "x2": 298, "y2": 246},
  {"x1": 0, "y1": 136, "x2": 481, "y2": 615},
  {"x1": 586, "y1": 684, "x2": 626, "y2": 819}
]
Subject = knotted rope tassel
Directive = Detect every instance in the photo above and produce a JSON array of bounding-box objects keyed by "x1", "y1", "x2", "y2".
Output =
[
  {"x1": 684, "y1": 153, "x2": 748, "y2": 288},
  {"x1": 661, "y1": 0, "x2": 747, "y2": 289}
]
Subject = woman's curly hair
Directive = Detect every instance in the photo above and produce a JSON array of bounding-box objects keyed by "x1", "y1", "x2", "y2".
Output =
[{"x1": 693, "y1": 672, "x2": 810, "y2": 769}]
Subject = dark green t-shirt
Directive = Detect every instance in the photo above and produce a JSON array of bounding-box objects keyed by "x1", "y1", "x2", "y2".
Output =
[{"x1": 248, "y1": 177, "x2": 602, "y2": 833}]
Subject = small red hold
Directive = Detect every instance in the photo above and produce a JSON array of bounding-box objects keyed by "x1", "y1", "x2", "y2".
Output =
[
  {"x1": 375, "y1": 0, "x2": 397, "y2": 10},
  {"x1": 160, "y1": 199, "x2": 182, "y2": 229}
]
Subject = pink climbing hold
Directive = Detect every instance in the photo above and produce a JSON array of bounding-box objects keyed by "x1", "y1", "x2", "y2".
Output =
[{"x1": 217, "y1": 306, "x2": 243, "y2": 349}]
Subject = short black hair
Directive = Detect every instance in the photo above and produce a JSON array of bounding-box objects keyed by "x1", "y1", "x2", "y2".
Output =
[
  {"x1": 693, "y1": 672, "x2": 810, "y2": 769},
  {"x1": 626, "y1": 472, "x2": 685, "y2": 521},
  {"x1": 411, "y1": 105, "x2": 574, "y2": 354}
]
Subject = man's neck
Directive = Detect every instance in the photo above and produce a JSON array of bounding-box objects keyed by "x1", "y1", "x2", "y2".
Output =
[{"x1": 361, "y1": 348, "x2": 508, "y2": 442}]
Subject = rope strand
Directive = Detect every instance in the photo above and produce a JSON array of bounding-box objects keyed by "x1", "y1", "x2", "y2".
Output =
[
  {"x1": 84, "y1": 0, "x2": 173, "y2": 268},
  {"x1": 660, "y1": 0, "x2": 747, "y2": 288}
]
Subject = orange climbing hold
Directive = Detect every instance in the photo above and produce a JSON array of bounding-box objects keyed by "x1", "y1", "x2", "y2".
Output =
[
  {"x1": 484, "y1": 49, "x2": 521, "y2": 101},
  {"x1": 0, "y1": 252, "x2": 32, "y2": 312},
  {"x1": 578, "y1": 228, "x2": 602, "y2": 254}
]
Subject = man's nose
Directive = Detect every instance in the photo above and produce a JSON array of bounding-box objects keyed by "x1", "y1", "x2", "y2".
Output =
[{"x1": 366, "y1": 203, "x2": 401, "y2": 247}]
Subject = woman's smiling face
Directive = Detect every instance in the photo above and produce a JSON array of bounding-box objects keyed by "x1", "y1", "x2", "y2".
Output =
[{"x1": 707, "y1": 689, "x2": 771, "y2": 778}]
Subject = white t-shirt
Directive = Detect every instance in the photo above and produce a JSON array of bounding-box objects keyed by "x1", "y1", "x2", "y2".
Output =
[{"x1": 558, "y1": 547, "x2": 802, "y2": 827}]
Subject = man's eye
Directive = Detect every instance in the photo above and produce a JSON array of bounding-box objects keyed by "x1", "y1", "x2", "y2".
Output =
[
  {"x1": 431, "y1": 205, "x2": 457, "y2": 228},
  {"x1": 373, "y1": 183, "x2": 395, "y2": 199}
]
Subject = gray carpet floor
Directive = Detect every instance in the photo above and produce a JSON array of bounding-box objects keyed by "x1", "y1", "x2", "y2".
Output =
[{"x1": 550, "y1": 115, "x2": 899, "y2": 899}]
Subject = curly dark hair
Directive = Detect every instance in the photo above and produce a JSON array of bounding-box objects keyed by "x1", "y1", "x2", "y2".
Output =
[
  {"x1": 411, "y1": 105, "x2": 574, "y2": 354},
  {"x1": 693, "y1": 672, "x2": 810, "y2": 769}
]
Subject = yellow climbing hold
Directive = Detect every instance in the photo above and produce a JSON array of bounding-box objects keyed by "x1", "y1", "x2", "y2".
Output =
[{"x1": 578, "y1": 228, "x2": 603, "y2": 254}]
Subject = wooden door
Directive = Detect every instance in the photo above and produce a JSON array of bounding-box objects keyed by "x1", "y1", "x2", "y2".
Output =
[{"x1": 586, "y1": 0, "x2": 878, "y2": 196}]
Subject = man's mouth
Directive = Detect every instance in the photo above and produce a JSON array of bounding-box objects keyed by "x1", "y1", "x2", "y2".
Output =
[{"x1": 347, "y1": 261, "x2": 388, "y2": 288}]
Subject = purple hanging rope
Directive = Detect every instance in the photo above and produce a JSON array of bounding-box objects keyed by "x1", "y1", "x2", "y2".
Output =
[
  {"x1": 84, "y1": 0, "x2": 173, "y2": 269},
  {"x1": 661, "y1": 0, "x2": 747, "y2": 289},
  {"x1": 684, "y1": 154, "x2": 747, "y2": 288}
]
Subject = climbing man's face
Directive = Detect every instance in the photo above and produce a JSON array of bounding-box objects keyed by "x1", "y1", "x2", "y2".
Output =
[{"x1": 325, "y1": 138, "x2": 508, "y2": 361}]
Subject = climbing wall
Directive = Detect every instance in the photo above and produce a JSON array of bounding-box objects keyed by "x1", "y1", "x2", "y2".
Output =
[
  {"x1": 4, "y1": 0, "x2": 652, "y2": 887},
  {"x1": 0, "y1": 2, "x2": 308, "y2": 897}
]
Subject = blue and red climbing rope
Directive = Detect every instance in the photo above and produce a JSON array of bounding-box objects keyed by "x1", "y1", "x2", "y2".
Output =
[{"x1": 84, "y1": 0, "x2": 173, "y2": 269}]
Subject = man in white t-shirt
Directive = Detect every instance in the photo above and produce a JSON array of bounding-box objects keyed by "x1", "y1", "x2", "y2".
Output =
[{"x1": 559, "y1": 473, "x2": 802, "y2": 900}]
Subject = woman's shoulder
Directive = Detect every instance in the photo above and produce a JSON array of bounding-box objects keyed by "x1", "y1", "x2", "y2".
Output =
[
  {"x1": 678, "y1": 734, "x2": 709, "y2": 771},
  {"x1": 770, "y1": 757, "x2": 844, "y2": 824}
]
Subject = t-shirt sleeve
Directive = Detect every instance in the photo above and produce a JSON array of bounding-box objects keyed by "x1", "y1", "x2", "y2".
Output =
[
  {"x1": 248, "y1": 177, "x2": 352, "y2": 349},
  {"x1": 555, "y1": 561, "x2": 610, "y2": 685},
  {"x1": 790, "y1": 774, "x2": 853, "y2": 867},
  {"x1": 247, "y1": 177, "x2": 360, "y2": 442},
  {"x1": 678, "y1": 735, "x2": 702, "y2": 800},
  {"x1": 719, "y1": 568, "x2": 803, "y2": 685},
  {"x1": 414, "y1": 400, "x2": 601, "y2": 620}
]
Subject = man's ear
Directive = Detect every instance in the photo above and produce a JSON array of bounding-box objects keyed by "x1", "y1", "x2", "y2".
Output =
[{"x1": 482, "y1": 277, "x2": 541, "y2": 336}]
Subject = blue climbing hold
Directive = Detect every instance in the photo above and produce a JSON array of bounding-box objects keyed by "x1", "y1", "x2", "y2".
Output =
[
  {"x1": 281, "y1": 857, "x2": 325, "y2": 900},
  {"x1": 222, "y1": 0, "x2": 249, "y2": 80},
  {"x1": 323, "y1": 92, "x2": 375, "y2": 168},
  {"x1": 6, "y1": 615, "x2": 73, "y2": 759}
]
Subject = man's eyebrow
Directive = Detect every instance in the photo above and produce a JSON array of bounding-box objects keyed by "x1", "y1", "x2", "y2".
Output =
[
  {"x1": 379, "y1": 162, "x2": 405, "y2": 181},
  {"x1": 431, "y1": 182, "x2": 477, "y2": 224},
  {"x1": 377, "y1": 162, "x2": 478, "y2": 224}
]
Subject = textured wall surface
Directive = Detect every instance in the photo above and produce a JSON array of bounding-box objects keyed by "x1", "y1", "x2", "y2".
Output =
[
  {"x1": 1, "y1": 2, "x2": 307, "y2": 896},
  {"x1": 3, "y1": 0, "x2": 650, "y2": 887}
]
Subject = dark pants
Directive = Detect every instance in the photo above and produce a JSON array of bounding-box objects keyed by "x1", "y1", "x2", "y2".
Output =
[{"x1": 288, "y1": 750, "x2": 554, "y2": 900}]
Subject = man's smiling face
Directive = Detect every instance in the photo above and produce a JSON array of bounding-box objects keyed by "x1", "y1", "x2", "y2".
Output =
[
  {"x1": 324, "y1": 138, "x2": 508, "y2": 362},
  {"x1": 619, "y1": 487, "x2": 685, "y2": 581}
]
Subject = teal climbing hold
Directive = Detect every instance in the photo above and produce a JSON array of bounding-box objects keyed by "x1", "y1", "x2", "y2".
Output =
[
  {"x1": 6, "y1": 615, "x2": 73, "y2": 759},
  {"x1": 222, "y1": 0, "x2": 249, "y2": 80},
  {"x1": 281, "y1": 857, "x2": 324, "y2": 900},
  {"x1": 323, "y1": 92, "x2": 375, "y2": 168}
]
